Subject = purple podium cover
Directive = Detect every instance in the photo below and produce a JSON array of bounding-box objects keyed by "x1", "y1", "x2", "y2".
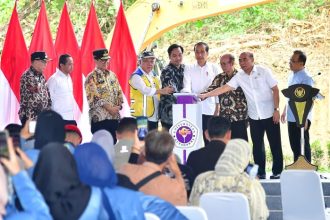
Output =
[{"x1": 173, "y1": 93, "x2": 198, "y2": 104}]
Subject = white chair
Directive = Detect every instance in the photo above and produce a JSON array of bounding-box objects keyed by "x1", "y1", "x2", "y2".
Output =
[
  {"x1": 200, "y1": 192, "x2": 251, "y2": 220},
  {"x1": 281, "y1": 170, "x2": 329, "y2": 220},
  {"x1": 144, "y1": 212, "x2": 160, "y2": 220},
  {"x1": 176, "y1": 206, "x2": 208, "y2": 220}
]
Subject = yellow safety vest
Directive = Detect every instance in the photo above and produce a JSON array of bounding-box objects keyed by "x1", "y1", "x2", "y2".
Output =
[{"x1": 129, "y1": 69, "x2": 160, "y2": 117}]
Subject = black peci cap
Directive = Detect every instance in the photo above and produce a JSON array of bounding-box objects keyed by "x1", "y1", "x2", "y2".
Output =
[
  {"x1": 31, "y1": 51, "x2": 51, "y2": 62},
  {"x1": 93, "y1": 49, "x2": 111, "y2": 60}
]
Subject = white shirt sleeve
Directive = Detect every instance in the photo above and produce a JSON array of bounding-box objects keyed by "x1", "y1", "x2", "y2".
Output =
[
  {"x1": 181, "y1": 65, "x2": 192, "y2": 93},
  {"x1": 226, "y1": 74, "x2": 240, "y2": 89},
  {"x1": 264, "y1": 67, "x2": 278, "y2": 88},
  {"x1": 130, "y1": 74, "x2": 156, "y2": 96},
  {"x1": 47, "y1": 75, "x2": 56, "y2": 102}
]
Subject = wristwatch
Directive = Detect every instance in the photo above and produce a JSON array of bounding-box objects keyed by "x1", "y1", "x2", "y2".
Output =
[{"x1": 274, "y1": 107, "x2": 280, "y2": 111}]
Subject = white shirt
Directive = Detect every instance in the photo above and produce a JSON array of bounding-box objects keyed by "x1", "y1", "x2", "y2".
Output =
[
  {"x1": 182, "y1": 62, "x2": 220, "y2": 115},
  {"x1": 227, "y1": 65, "x2": 277, "y2": 120},
  {"x1": 130, "y1": 67, "x2": 159, "y2": 122},
  {"x1": 47, "y1": 69, "x2": 75, "y2": 120}
]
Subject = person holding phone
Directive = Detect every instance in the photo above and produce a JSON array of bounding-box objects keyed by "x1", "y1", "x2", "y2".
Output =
[
  {"x1": 85, "y1": 49, "x2": 123, "y2": 143},
  {"x1": 0, "y1": 136, "x2": 52, "y2": 219},
  {"x1": 189, "y1": 139, "x2": 269, "y2": 220},
  {"x1": 19, "y1": 51, "x2": 52, "y2": 126},
  {"x1": 119, "y1": 130, "x2": 187, "y2": 206},
  {"x1": 129, "y1": 51, "x2": 174, "y2": 131}
]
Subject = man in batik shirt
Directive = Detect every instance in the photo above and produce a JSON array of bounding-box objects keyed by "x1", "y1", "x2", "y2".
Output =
[
  {"x1": 19, "y1": 51, "x2": 52, "y2": 126},
  {"x1": 207, "y1": 54, "x2": 248, "y2": 140},
  {"x1": 85, "y1": 48, "x2": 123, "y2": 143},
  {"x1": 159, "y1": 44, "x2": 185, "y2": 130}
]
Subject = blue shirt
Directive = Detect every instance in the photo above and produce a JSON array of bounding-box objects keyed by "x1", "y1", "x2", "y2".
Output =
[
  {"x1": 5, "y1": 171, "x2": 52, "y2": 220},
  {"x1": 286, "y1": 68, "x2": 313, "y2": 122}
]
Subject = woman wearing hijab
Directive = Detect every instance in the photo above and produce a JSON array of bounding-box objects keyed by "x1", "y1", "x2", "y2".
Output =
[
  {"x1": 0, "y1": 137, "x2": 51, "y2": 220},
  {"x1": 74, "y1": 143, "x2": 187, "y2": 220},
  {"x1": 74, "y1": 142, "x2": 144, "y2": 219},
  {"x1": 189, "y1": 139, "x2": 269, "y2": 220},
  {"x1": 91, "y1": 129, "x2": 115, "y2": 162},
  {"x1": 25, "y1": 110, "x2": 65, "y2": 177},
  {"x1": 33, "y1": 143, "x2": 106, "y2": 220}
]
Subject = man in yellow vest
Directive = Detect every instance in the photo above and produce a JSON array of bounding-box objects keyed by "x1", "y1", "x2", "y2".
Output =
[{"x1": 130, "y1": 51, "x2": 174, "y2": 130}]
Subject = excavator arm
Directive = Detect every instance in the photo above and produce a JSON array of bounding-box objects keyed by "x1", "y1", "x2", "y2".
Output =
[{"x1": 106, "y1": 0, "x2": 273, "y2": 53}]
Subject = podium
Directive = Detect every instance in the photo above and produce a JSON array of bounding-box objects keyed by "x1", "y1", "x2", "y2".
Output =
[{"x1": 169, "y1": 93, "x2": 203, "y2": 164}]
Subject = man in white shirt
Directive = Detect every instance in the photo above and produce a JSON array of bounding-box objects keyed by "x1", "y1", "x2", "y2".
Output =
[
  {"x1": 199, "y1": 52, "x2": 283, "y2": 179},
  {"x1": 47, "y1": 54, "x2": 76, "y2": 125},
  {"x1": 182, "y1": 42, "x2": 220, "y2": 146},
  {"x1": 129, "y1": 51, "x2": 174, "y2": 130}
]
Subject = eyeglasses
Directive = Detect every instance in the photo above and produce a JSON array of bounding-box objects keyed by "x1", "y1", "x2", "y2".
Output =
[{"x1": 290, "y1": 59, "x2": 301, "y2": 63}]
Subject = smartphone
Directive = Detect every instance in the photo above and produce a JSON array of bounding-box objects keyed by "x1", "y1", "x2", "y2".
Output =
[
  {"x1": 11, "y1": 132, "x2": 21, "y2": 149},
  {"x1": 137, "y1": 116, "x2": 148, "y2": 141},
  {"x1": 245, "y1": 163, "x2": 259, "y2": 179},
  {"x1": 0, "y1": 130, "x2": 9, "y2": 159},
  {"x1": 29, "y1": 121, "x2": 37, "y2": 134}
]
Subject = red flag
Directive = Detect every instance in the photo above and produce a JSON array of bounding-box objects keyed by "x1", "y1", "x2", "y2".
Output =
[
  {"x1": 81, "y1": 2, "x2": 105, "y2": 76},
  {"x1": 109, "y1": 1, "x2": 137, "y2": 104},
  {"x1": 54, "y1": 2, "x2": 82, "y2": 111},
  {"x1": 1, "y1": 1, "x2": 29, "y2": 101},
  {"x1": 29, "y1": 0, "x2": 56, "y2": 80}
]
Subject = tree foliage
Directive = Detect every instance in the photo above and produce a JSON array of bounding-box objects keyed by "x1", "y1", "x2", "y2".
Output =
[{"x1": 0, "y1": 0, "x2": 138, "y2": 47}]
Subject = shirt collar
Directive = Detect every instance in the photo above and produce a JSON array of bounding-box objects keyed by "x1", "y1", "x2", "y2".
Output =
[
  {"x1": 196, "y1": 62, "x2": 209, "y2": 68},
  {"x1": 293, "y1": 68, "x2": 305, "y2": 74},
  {"x1": 169, "y1": 63, "x2": 183, "y2": 70},
  {"x1": 30, "y1": 66, "x2": 42, "y2": 76},
  {"x1": 222, "y1": 69, "x2": 238, "y2": 79},
  {"x1": 243, "y1": 65, "x2": 257, "y2": 75},
  {"x1": 142, "y1": 161, "x2": 162, "y2": 171},
  {"x1": 57, "y1": 68, "x2": 69, "y2": 77},
  {"x1": 139, "y1": 66, "x2": 153, "y2": 76}
]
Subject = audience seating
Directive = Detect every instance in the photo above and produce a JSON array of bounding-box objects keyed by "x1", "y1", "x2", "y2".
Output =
[
  {"x1": 200, "y1": 192, "x2": 251, "y2": 220},
  {"x1": 176, "y1": 206, "x2": 208, "y2": 220},
  {"x1": 281, "y1": 170, "x2": 330, "y2": 220}
]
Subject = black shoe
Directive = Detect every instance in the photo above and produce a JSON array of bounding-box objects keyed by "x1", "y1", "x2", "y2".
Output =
[
  {"x1": 257, "y1": 174, "x2": 266, "y2": 179},
  {"x1": 270, "y1": 174, "x2": 281, "y2": 179}
]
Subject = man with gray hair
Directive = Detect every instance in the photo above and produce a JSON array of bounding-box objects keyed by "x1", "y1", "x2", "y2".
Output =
[
  {"x1": 119, "y1": 130, "x2": 187, "y2": 205},
  {"x1": 206, "y1": 54, "x2": 248, "y2": 140},
  {"x1": 199, "y1": 52, "x2": 283, "y2": 179}
]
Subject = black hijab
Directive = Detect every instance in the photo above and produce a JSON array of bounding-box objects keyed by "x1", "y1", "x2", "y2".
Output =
[
  {"x1": 33, "y1": 142, "x2": 91, "y2": 220},
  {"x1": 34, "y1": 110, "x2": 65, "y2": 149}
]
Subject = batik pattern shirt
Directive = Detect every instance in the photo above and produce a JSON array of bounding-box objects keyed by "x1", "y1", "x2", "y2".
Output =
[
  {"x1": 159, "y1": 63, "x2": 185, "y2": 125},
  {"x1": 85, "y1": 68, "x2": 123, "y2": 123},
  {"x1": 19, "y1": 67, "x2": 51, "y2": 120},
  {"x1": 207, "y1": 70, "x2": 247, "y2": 122}
]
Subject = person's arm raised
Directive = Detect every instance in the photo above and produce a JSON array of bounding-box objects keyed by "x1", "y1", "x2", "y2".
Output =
[{"x1": 198, "y1": 84, "x2": 233, "y2": 100}]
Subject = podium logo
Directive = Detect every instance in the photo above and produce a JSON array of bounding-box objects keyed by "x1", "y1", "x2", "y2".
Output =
[
  {"x1": 294, "y1": 87, "x2": 305, "y2": 98},
  {"x1": 170, "y1": 119, "x2": 199, "y2": 149}
]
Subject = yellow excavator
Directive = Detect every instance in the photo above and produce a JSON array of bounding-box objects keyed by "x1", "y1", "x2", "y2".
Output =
[{"x1": 106, "y1": 0, "x2": 273, "y2": 52}]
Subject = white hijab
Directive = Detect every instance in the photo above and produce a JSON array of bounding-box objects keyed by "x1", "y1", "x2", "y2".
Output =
[
  {"x1": 91, "y1": 130, "x2": 115, "y2": 162},
  {"x1": 215, "y1": 139, "x2": 251, "y2": 176}
]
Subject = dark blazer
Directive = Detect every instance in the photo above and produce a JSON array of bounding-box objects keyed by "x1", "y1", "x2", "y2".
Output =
[{"x1": 187, "y1": 140, "x2": 226, "y2": 178}]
